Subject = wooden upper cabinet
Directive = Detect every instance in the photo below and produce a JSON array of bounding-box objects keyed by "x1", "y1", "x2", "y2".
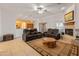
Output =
[
  {"x1": 26, "y1": 20, "x2": 34, "y2": 29},
  {"x1": 16, "y1": 19, "x2": 34, "y2": 29},
  {"x1": 27, "y1": 23, "x2": 33, "y2": 29}
]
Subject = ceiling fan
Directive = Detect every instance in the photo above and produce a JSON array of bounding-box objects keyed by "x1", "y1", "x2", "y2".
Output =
[{"x1": 33, "y1": 5, "x2": 47, "y2": 14}]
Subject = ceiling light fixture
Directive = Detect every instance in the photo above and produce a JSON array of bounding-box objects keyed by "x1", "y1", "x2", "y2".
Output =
[
  {"x1": 33, "y1": 5, "x2": 47, "y2": 14},
  {"x1": 38, "y1": 10, "x2": 43, "y2": 14},
  {"x1": 34, "y1": 5, "x2": 38, "y2": 11},
  {"x1": 39, "y1": 5, "x2": 44, "y2": 8}
]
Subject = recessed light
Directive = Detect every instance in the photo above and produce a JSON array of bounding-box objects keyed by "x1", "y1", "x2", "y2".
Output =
[
  {"x1": 23, "y1": 16, "x2": 28, "y2": 19},
  {"x1": 34, "y1": 5, "x2": 38, "y2": 11},
  {"x1": 61, "y1": 7, "x2": 65, "y2": 10}
]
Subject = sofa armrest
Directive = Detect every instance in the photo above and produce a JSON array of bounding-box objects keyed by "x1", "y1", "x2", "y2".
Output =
[
  {"x1": 22, "y1": 34, "x2": 27, "y2": 41},
  {"x1": 44, "y1": 31, "x2": 47, "y2": 33},
  {"x1": 55, "y1": 33, "x2": 60, "y2": 40},
  {"x1": 38, "y1": 32, "x2": 42, "y2": 33}
]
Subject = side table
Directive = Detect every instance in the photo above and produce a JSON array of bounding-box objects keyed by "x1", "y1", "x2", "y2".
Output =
[{"x1": 3, "y1": 34, "x2": 14, "y2": 41}]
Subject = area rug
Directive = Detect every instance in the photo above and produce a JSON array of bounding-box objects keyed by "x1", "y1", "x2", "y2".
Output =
[{"x1": 26, "y1": 38, "x2": 79, "y2": 56}]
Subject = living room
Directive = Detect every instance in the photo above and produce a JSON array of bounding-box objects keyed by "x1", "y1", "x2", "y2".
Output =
[
  {"x1": 0, "y1": 3, "x2": 79, "y2": 56},
  {"x1": 0, "y1": 3, "x2": 75, "y2": 39}
]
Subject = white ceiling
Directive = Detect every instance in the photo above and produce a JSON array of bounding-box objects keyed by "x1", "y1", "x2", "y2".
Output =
[{"x1": 0, "y1": 3, "x2": 74, "y2": 18}]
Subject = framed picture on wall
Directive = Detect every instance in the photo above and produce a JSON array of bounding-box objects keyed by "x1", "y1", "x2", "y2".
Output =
[{"x1": 64, "y1": 11, "x2": 74, "y2": 22}]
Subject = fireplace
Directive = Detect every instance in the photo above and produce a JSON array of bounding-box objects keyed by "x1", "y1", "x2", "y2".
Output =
[{"x1": 65, "y1": 29, "x2": 73, "y2": 36}]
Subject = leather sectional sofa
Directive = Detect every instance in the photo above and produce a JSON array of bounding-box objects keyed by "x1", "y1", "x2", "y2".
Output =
[
  {"x1": 43, "y1": 29, "x2": 60, "y2": 40},
  {"x1": 22, "y1": 29, "x2": 43, "y2": 41}
]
